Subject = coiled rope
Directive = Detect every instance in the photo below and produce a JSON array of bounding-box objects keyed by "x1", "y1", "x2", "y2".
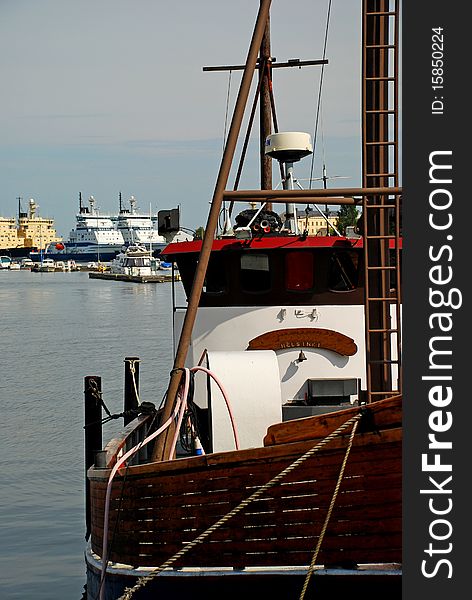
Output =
[{"x1": 117, "y1": 412, "x2": 362, "y2": 600}]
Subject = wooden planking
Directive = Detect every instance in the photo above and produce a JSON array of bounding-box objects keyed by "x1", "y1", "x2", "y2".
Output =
[
  {"x1": 94, "y1": 496, "x2": 401, "y2": 537},
  {"x1": 90, "y1": 431, "x2": 401, "y2": 499},
  {"x1": 101, "y1": 531, "x2": 402, "y2": 568},
  {"x1": 102, "y1": 516, "x2": 401, "y2": 544},
  {"x1": 102, "y1": 414, "x2": 152, "y2": 466},
  {"x1": 90, "y1": 437, "x2": 400, "y2": 558},
  {"x1": 92, "y1": 491, "x2": 401, "y2": 547},
  {"x1": 246, "y1": 327, "x2": 358, "y2": 356},
  {"x1": 264, "y1": 395, "x2": 401, "y2": 446},
  {"x1": 90, "y1": 442, "x2": 401, "y2": 510},
  {"x1": 89, "y1": 412, "x2": 401, "y2": 483},
  {"x1": 91, "y1": 469, "x2": 401, "y2": 524},
  {"x1": 91, "y1": 471, "x2": 401, "y2": 532},
  {"x1": 93, "y1": 489, "x2": 401, "y2": 535},
  {"x1": 89, "y1": 400, "x2": 402, "y2": 570}
]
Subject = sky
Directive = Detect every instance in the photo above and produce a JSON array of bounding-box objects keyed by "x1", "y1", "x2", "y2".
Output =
[{"x1": 0, "y1": 0, "x2": 362, "y2": 238}]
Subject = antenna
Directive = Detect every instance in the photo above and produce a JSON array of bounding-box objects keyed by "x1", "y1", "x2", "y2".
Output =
[
  {"x1": 265, "y1": 132, "x2": 313, "y2": 234},
  {"x1": 17, "y1": 196, "x2": 25, "y2": 220}
]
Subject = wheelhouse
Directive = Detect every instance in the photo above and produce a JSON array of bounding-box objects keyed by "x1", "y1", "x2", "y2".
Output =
[{"x1": 164, "y1": 235, "x2": 371, "y2": 307}]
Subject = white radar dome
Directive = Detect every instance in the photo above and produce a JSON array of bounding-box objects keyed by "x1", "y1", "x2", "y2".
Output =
[{"x1": 265, "y1": 132, "x2": 313, "y2": 162}]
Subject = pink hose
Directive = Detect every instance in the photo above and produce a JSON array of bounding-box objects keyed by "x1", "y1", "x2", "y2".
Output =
[
  {"x1": 99, "y1": 365, "x2": 239, "y2": 597},
  {"x1": 99, "y1": 393, "x2": 185, "y2": 600},
  {"x1": 190, "y1": 365, "x2": 240, "y2": 451}
]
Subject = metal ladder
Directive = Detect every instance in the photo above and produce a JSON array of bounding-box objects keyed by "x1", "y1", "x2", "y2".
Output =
[{"x1": 362, "y1": 0, "x2": 401, "y2": 402}]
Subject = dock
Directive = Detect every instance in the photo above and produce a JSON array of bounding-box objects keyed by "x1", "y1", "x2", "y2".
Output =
[{"x1": 88, "y1": 272, "x2": 178, "y2": 283}]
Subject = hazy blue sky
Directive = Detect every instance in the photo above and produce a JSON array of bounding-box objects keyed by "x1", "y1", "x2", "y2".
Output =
[{"x1": 1, "y1": 0, "x2": 362, "y2": 237}]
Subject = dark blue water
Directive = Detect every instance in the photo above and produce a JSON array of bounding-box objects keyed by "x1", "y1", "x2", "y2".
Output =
[{"x1": 0, "y1": 270, "x2": 184, "y2": 599}]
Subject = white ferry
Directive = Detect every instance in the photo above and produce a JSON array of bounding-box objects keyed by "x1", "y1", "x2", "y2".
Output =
[
  {"x1": 39, "y1": 194, "x2": 124, "y2": 263},
  {"x1": 115, "y1": 194, "x2": 167, "y2": 251},
  {"x1": 38, "y1": 193, "x2": 192, "y2": 263}
]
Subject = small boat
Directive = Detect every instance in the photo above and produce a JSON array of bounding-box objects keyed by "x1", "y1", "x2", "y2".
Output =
[
  {"x1": 9, "y1": 261, "x2": 21, "y2": 270},
  {"x1": 110, "y1": 244, "x2": 161, "y2": 277},
  {"x1": 84, "y1": 2, "x2": 402, "y2": 598},
  {"x1": 0, "y1": 255, "x2": 12, "y2": 270},
  {"x1": 32, "y1": 258, "x2": 56, "y2": 272},
  {"x1": 54, "y1": 260, "x2": 68, "y2": 272},
  {"x1": 20, "y1": 258, "x2": 35, "y2": 270}
]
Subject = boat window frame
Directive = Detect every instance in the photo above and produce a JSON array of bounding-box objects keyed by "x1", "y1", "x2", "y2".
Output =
[
  {"x1": 327, "y1": 249, "x2": 360, "y2": 293},
  {"x1": 239, "y1": 252, "x2": 272, "y2": 294},
  {"x1": 284, "y1": 250, "x2": 315, "y2": 293},
  {"x1": 202, "y1": 252, "x2": 228, "y2": 296}
]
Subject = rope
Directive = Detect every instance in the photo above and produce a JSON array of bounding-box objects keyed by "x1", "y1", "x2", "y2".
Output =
[
  {"x1": 116, "y1": 412, "x2": 361, "y2": 600},
  {"x1": 126, "y1": 358, "x2": 141, "y2": 406},
  {"x1": 299, "y1": 416, "x2": 360, "y2": 599},
  {"x1": 87, "y1": 378, "x2": 112, "y2": 418},
  {"x1": 309, "y1": 0, "x2": 332, "y2": 189}
]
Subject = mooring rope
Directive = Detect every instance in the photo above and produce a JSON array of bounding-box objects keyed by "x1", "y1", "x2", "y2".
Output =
[
  {"x1": 127, "y1": 358, "x2": 141, "y2": 406},
  {"x1": 116, "y1": 412, "x2": 362, "y2": 600},
  {"x1": 299, "y1": 415, "x2": 360, "y2": 599}
]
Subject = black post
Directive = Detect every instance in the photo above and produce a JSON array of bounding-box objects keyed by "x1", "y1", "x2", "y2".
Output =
[
  {"x1": 124, "y1": 357, "x2": 140, "y2": 425},
  {"x1": 84, "y1": 375, "x2": 102, "y2": 541}
]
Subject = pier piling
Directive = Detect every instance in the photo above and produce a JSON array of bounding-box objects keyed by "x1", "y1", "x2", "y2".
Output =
[{"x1": 84, "y1": 375, "x2": 102, "y2": 541}]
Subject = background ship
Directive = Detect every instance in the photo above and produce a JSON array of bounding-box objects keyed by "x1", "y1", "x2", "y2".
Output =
[
  {"x1": 0, "y1": 198, "x2": 61, "y2": 258},
  {"x1": 34, "y1": 193, "x2": 192, "y2": 263}
]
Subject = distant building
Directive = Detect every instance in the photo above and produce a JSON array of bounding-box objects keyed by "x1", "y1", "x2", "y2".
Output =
[{"x1": 295, "y1": 207, "x2": 339, "y2": 236}]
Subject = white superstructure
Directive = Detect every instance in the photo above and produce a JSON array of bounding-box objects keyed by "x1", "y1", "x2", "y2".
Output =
[
  {"x1": 69, "y1": 196, "x2": 125, "y2": 252},
  {"x1": 115, "y1": 196, "x2": 167, "y2": 250}
]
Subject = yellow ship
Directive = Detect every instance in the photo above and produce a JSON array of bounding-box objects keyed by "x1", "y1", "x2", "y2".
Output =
[{"x1": 0, "y1": 198, "x2": 62, "y2": 258}]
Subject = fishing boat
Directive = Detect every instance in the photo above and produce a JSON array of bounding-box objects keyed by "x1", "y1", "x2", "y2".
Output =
[{"x1": 85, "y1": 1, "x2": 401, "y2": 598}]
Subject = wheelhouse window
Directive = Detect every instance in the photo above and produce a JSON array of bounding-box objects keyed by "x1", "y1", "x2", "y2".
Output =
[
  {"x1": 285, "y1": 251, "x2": 314, "y2": 291},
  {"x1": 240, "y1": 253, "x2": 270, "y2": 292},
  {"x1": 328, "y1": 250, "x2": 359, "y2": 291},
  {"x1": 203, "y1": 253, "x2": 227, "y2": 295}
]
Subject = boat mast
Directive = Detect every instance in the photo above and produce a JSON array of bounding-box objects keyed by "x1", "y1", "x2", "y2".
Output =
[
  {"x1": 153, "y1": 0, "x2": 273, "y2": 462},
  {"x1": 259, "y1": 13, "x2": 272, "y2": 198}
]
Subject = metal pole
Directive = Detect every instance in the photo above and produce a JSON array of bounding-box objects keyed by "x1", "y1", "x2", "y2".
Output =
[
  {"x1": 283, "y1": 162, "x2": 299, "y2": 234},
  {"x1": 152, "y1": 0, "x2": 272, "y2": 462},
  {"x1": 124, "y1": 357, "x2": 140, "y2": 426},
  {"x1": 223, "y1": 186, "x2": 402, "y2": 201},
  {"x1": 84, "y1": 375, "x2": 102, "y2": 541}
]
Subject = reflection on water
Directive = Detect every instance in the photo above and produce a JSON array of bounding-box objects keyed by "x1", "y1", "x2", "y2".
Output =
[{"x1": 0, "y1": 271, "x2": 184, "y2": 599}]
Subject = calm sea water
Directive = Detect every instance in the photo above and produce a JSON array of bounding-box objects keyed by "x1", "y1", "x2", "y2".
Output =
[{"x1": 0, "y1": 270, "x2": 185, "y2": 600}]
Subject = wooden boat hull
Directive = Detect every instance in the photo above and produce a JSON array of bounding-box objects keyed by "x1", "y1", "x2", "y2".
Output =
[
  {"x1": 87, "y1": 397, "x2": 401, "y2": 597},
  {"x1": 86, "y1": 548, "x2": 401, "y2": 599}
]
